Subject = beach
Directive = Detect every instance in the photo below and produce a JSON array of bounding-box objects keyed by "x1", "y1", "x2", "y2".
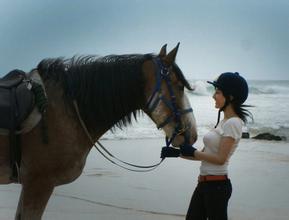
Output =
[
  {"x1": 1, "y1": 0, "x2": 289, "y2": 218},
  {"x1": 0, "y1": 137, "x2": 289, "y2": 220}
]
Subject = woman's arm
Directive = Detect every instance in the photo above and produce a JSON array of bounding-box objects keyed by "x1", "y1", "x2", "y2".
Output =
[
  {"x1": 193, "y1": 137, "x2": 235, "y2": 165},
  {"x1": 180, "y1": 147, "x2": 204, "y2": 161},
  {"x1": 180, "y1": 155, "x2": 200, "y2": 160}
]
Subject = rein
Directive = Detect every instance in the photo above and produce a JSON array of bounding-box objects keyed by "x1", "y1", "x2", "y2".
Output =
[
  {"x1": 73, "y1": 100, "x2": 164, "y2": 172},
  {"x1": 73, "y1": 57, "x2": 192, "y2": 172}
]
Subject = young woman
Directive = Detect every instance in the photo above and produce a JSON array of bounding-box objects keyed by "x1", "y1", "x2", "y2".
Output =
[{"x1": 161, "y1": 72, "x2": 252, "y2": 220}]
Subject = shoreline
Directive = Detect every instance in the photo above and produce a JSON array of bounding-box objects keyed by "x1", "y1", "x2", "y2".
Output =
[{"x1": 0, "y1": 137, "x2": 289, "y2": 219}]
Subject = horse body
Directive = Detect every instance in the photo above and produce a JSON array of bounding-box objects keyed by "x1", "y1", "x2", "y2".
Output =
[
  {"x1": 0, "y1": 44, "x2": 197, "y2": 219},
  {"x1": 21, "y1": 82, "x2": 91, "y2": 185},
  {"x1": 13, "y1": 81, "x2": 91, "y2": 219}
]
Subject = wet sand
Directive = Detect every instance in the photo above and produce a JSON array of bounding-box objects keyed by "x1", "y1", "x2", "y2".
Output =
[{"x1": 0, "y1": 137, "x2": 289, "y2": 219}]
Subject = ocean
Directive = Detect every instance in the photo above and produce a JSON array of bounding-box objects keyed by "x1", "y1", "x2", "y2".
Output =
[{"x1": 103, "y1": 80, "x2": 289, "y2": 141}]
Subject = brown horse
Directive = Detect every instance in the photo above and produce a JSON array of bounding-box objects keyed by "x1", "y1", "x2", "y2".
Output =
[{"x1": 0, "y1": 44, "x2": 197, "y2": 219}]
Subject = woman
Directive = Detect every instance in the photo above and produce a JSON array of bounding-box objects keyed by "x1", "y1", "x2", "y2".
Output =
[{"x1": 161, "y1": 72, "x2": 252, "y2": 220}]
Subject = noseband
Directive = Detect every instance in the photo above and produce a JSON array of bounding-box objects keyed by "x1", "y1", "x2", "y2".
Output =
[{"x1": 146, "y1": 58, "x2": 193, "y2": 147}]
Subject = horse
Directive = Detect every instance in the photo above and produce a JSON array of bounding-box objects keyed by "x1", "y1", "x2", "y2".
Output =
[{"x1": 0, "y1": 44, "x2": 197, "y2": 219}]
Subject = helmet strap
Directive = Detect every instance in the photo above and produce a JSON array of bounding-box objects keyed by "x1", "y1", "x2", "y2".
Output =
[
  {"x1": 214, "y1": 98, "x2": 230, "y2": 128},
  {"x1": 214, "y1": 110, "x2": 221, "y2": 128}
]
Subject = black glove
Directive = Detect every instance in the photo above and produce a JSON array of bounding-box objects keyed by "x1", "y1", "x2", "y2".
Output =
[
  {"x1": 180, "y1": 144, "x2": 197, "y2": 157},
  {"x1": 161, "y1": 147, "x2": 180, "y2": 158}
]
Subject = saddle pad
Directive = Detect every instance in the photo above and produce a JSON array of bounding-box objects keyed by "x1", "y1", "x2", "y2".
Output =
[
  {"x1": 0, "y1": 70, "x2": 44, "y2": 135},
  {"x1": 0, "y1": 88, "x2": 11, "y2": 128}
]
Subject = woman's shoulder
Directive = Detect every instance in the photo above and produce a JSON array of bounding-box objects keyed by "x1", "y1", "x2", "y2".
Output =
[
  {"x1": 223, "y1": 117, "x2": 243, "y2": 129},
  {"x1": 221, "y1": 117, "x2": 243, "y2": 139},
  {"x1": 225, "y1": 117, "x2": 243, "y2": 123}
]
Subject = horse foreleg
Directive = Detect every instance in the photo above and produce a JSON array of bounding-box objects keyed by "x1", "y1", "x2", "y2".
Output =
[
  {"x1": 15, "y1": 181, "x2": 54, "y2": 220},
  {"x1": 0, "y1": 166, "x2": 13, "y2": 184},
  {"x1": 15, "y1": 188, "x2": 23, "y2": 220}
]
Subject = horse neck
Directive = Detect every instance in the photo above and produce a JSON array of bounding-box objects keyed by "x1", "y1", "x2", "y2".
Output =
[{"x1": 73, "y1": 66, "x2": 146, "y2": 139}]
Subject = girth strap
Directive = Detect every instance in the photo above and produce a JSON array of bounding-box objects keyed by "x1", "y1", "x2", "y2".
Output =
[{"x1": 9, "y1": 87, "x2": 21, "y2": 181}]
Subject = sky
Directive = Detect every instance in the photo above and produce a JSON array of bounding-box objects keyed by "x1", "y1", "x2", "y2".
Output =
[{"x1": 0, "y1": 0, "x2": 288, "y2": 80}]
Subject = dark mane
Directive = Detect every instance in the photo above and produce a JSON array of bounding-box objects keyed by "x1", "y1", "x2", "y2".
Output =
[
  {"x1": 172, "y1": 63, "x2": 193, "y2": 90},
  {"x1": 37, "y1": 54, "x2": 154, "y2": 131}
]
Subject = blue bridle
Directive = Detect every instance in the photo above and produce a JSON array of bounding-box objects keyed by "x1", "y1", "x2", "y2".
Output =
[{"x1": 146, "y1": 57, "x2": 193, "y2": 147}]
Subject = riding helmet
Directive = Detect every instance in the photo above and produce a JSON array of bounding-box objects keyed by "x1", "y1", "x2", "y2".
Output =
[{"x1": 207, "y1": 72, "x2": 248, "y2": 104}]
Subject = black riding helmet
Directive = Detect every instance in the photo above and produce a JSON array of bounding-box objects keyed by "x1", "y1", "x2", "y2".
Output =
[
  {"x1": 207, "y1": 72, "x2": 248, "y2": 127},
  {"x1": 207, "y1": 72, "x2": 248, "y2": 104}
]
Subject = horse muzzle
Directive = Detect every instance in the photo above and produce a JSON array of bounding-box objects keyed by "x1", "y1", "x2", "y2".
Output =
[{"x1": 170, "y1": 126, "x2": 198, "y2": 147}]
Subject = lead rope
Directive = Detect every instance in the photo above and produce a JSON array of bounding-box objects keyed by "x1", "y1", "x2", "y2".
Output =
[{"x1": 73, "y1": 100, "x2": 164, "y2": 172}]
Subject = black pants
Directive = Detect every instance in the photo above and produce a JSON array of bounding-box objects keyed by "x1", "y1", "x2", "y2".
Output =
[{"x1": 186, "y1": 179, "x2": 232, "y2": 220}]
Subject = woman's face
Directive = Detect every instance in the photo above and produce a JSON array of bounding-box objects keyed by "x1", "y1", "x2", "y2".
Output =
[{"x1": 213, "y1": 88, "x2": 226, "y2": 109}]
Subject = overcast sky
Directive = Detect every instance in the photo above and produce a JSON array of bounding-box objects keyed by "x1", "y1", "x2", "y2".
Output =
[{"x1": 0, "y1": 0, "x2": 288, "y2": 80}]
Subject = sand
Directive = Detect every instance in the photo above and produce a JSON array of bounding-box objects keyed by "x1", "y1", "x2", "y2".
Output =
[{"x1": 0, "y1": 137, "x2": 289, "y2": 220}]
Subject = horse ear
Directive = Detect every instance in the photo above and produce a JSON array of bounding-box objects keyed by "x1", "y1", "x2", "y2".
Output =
[
  {"x1": 159, "y1": 44, "x2": 167, "y2": 57},
  {"x1": 163, "y1": 42, "x2": 180, "y2": 66}
]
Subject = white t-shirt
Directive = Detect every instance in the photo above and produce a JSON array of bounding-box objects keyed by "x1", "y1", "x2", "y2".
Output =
[{"x1": 200, "y1": 117, "x2": 243, "y2": 175}]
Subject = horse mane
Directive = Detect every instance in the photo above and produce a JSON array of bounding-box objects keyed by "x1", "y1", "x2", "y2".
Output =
[{"x1": 37, "y1": 54, "x2": 154, "y2": 131}]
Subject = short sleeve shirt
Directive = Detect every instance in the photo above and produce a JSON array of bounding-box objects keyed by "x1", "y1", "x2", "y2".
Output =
[{"x1": 200, "y1": 117, "x2": 243, "y2": 175}]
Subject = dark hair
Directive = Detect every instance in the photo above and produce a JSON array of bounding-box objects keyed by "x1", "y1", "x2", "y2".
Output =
[
  {"x1": 214, "y1": 94, "x2": 253, "y2": 128},
  {"x1": 225, "y1": 94, "x2": 253, "y2": 124},
  {"x1": 232, "y1": 103, "x2": 253, "y2": 124}
]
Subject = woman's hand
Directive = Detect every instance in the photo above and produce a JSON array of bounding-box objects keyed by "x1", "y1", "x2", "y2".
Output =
[
  {"x1": 180, "y1": 144, "x2": 197, "y2": 157},
  {"x1": 160, "y1": 147, "x2": 180, "y2": 158}
]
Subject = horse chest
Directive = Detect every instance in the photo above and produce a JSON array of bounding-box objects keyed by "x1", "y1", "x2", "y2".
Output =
[
  {"x1": 21, "y1": 131, "x2": 90, "y2": 185},
  {"x1": 52, "y1": 152, "x2": 88, "y2": 185}
]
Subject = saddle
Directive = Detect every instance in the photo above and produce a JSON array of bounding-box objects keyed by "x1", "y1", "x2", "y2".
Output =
[
  {"x1": 0, "y1": 69, "x2": 35, "y2": 181},
  {"x1": 0, "y1": 69, "x2": 35, "y2": 129}
]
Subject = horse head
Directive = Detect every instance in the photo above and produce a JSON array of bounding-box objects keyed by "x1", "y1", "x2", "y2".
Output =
[{"x1": 143, "y1": 43, "x2": 197, "y2": 147}]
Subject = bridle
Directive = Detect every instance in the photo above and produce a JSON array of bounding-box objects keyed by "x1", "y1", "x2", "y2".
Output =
[
  {"x1": 146, "y1": 57, "x2": 193, "y2": 147},
  {"x1": 73, "y1": 57, "x2": 193, "y2": 172}
]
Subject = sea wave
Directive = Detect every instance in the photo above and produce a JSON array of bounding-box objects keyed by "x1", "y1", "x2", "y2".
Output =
[
  {"x1": 188, "y1": 80, "x2": 289, "y2": 96},
  {"x1": 102, "y1": 123, "x2": 289, "y2": 142},
  {"x1": 102, "y1": 80, "x2": 289, "y2": 142},
  {"x1": 189, "y1": 80, "x2": 213, "y2": 96},
  {"x1": 249, "y1": 125, "x2": 289, "y2": 140},
  {"x1": 249, "y1": 85, "x2": 289, "y2": 95}
]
